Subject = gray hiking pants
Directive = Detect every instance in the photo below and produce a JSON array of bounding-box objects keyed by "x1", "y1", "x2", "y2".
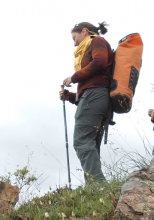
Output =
[{"x1": 74, "y1": 87, "x2": 110, "y2": 184}]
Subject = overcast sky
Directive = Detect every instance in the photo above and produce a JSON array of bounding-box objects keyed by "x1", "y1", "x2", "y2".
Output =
[{"x1": 0, "y1": 0, "x2": 154, "y2": 198}]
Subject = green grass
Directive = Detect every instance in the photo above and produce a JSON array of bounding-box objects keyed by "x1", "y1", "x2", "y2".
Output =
[{"x1": 8, "y1": 178, "x2": 124, "y2": 220}]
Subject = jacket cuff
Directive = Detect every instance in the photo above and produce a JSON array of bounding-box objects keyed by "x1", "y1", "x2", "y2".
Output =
[{"x1": 68, "y1": 92, "x2": 76, "y2": 104}]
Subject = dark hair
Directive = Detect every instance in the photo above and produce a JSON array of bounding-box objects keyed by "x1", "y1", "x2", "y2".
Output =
[{"x1": 71, "y1": 21, "x2": 108, "y2": 35}]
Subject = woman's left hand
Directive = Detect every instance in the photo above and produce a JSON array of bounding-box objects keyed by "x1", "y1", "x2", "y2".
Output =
[
  {"x1": 63, "y1": 76, "x2": 72, "y2": 87},
  {"x1": 151, "y1": 110, "x2": 154, "y2": 121},
  {"x1": 148, "y1": 109, "x2": 153, "y2": 117}
]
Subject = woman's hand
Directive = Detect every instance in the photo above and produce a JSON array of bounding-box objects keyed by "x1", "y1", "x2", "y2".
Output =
[
  {"x1": 148, "y1": 109, "x2": 154, "y2": 122},
  {"x1": 151, "y1": 110, "x2": 154, "y2": 121},
  {"x1": 148, "y1": 109, "x2": 153, "y2": 117},
  {"x1": 59, "y1": 89, "x2": 70, "y2": 101},
  {"x1": 63, "y1": 76, "x2": 72, "y2": 87}
]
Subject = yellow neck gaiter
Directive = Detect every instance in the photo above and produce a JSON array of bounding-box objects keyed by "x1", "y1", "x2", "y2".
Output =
[{"x1": 74, "y1": 35, "x2": 97, "y2": 72}]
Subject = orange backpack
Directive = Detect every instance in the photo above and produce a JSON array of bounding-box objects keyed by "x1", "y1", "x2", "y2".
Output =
[{"x1": 110, "y1": 33, "x2": 143, "y2": 114}]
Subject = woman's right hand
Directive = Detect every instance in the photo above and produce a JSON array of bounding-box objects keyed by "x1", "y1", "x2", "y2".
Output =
[{"x1": 59, "y1": 89, "x2": 70, "y2": 101}]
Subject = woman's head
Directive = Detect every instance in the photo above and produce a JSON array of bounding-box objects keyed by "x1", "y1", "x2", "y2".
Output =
[{"x1": 71, "y1": 22, "x2": 108, "y2": 46}]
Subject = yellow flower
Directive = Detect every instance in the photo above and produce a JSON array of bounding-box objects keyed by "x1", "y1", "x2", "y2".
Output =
[
  {"x1": 71, "y1": 193, "x2": 75, "y2": 199},
  {"x1": 39, "y1": 200, "x2": 43, "y2": 206},
  {"x1": 48, "y1": 200, "x2": 51, "y2": 205},
  {"x1": 93, "y1": 211, "x2": 97, "y2": 217},
  {"x1": 58, "y1": 213, "x2": 61, "y2": 218},
  {"x1": 48, "y1": 193, "x2": 51, "y2": 198},
  {"x1": 44, "y1": 212, "x2": 49, "y2": 219},
  {"x1": 85, "y1": 172, "x2": 89, "y2": 176},
  {"x1": 72, "y1": 211, "x2": 75, "y2": 217},
  {"x1": 99, "y1": 198, "x2": 105, "y2": 205},
  {"x1": 100, "y1": 188, "x2": 104, "y2": 192},
  {"x1": 61, "y1": 212, "x2": 66, "y2": 218},
  {"x1": 109, "y1": 192, "x2": 113, "y2": 196}
]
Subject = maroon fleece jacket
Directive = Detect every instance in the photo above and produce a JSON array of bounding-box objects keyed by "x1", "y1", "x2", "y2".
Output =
[{"x1": 68, "y1": 36, "x2": 114, "y2": 104}]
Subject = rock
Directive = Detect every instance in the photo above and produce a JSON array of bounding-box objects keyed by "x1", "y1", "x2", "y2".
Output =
[
  {"x1": 112, "y1": 158, "x2": 154, "y2": 220},
  {"x1": 0, "y1": 181, "x2": 19, "y2": 215}
]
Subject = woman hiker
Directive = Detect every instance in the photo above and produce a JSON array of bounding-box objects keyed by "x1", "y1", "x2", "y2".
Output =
[{"x1": 59, "y1": 21, "x2": 114, "y2": 185}]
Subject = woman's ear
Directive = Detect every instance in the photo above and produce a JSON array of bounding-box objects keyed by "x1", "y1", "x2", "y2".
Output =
[{"x1": 82, "y1": 28, "x2": 88, "y2": 36}]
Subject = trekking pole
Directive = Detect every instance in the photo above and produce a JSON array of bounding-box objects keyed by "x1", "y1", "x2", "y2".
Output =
[{"x1": 61, "y1": 85, "x2": 71, "y2": 188}]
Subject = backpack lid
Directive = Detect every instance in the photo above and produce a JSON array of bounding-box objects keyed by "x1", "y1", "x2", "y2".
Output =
[{"x1": 118, "y1": 33, "x2": 138, "y2": 44}]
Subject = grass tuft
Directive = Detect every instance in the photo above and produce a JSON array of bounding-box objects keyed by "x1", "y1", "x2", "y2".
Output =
[{"x1": 7, "y1": 176, "x2": 124, "y2": 220}]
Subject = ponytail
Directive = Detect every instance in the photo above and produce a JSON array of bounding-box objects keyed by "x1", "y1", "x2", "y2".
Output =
[
  {"x1": 98, "y1": 21, "x2": 108, "y2": 35},
  {"x1": 71, "y1": 21, "x2": 109, "y2": 35}
]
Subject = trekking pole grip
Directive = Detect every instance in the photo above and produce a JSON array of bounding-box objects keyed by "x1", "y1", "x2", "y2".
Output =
[
  {"x1": 61, "y1": 85, "x2": 64, "y2": 91},
  {"x1": 61, "y1": 85, "x2": 66, "y2": 100}
]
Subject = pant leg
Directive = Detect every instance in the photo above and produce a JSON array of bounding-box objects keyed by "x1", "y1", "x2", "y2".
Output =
[
  {"x1": 73, "y1": 87, "x2": 110, "y2": 184},
  {"x1": 95, "y1": 100, "x2": 113, "y2": 155}
]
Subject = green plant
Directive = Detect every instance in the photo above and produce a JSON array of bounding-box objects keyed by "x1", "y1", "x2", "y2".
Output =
[
  {"x1": 14, "y1": 166, "x2": 37, "y2": 190},
  {"x1": 6, "y1": 173, "x2": 124, "y2": 220}
]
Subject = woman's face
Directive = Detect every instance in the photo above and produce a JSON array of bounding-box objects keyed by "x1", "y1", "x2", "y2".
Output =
[{"x1": 72, "y1": 28, "x2": 89, "y2": 46}]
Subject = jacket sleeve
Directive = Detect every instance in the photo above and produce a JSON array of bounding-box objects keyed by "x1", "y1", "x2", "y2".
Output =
[{"x1": 71, "y1": 37, "x2": 109, "y2": 83}]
